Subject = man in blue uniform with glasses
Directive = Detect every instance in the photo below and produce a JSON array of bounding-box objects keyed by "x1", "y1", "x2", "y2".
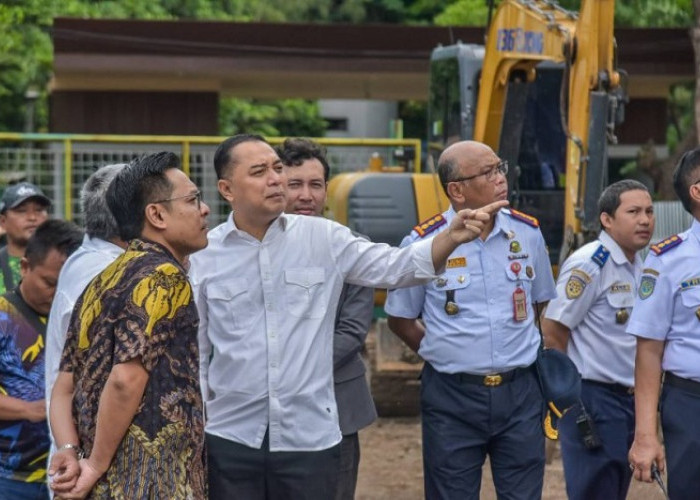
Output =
[{"x1": 385, "y1": 140, "x2": 556, "y2": 500}]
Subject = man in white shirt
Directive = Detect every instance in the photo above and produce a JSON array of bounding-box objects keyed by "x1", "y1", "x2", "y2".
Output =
[
  {"x1": 189, "y1": 134, "x2": 506, "y2": 499},
  {"x1": 44, "y1": 164, "x2": 127, "y2": 468}
]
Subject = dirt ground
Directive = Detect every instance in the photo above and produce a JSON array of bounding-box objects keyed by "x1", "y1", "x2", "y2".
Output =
[{"x1": 355, "y1": 417, "x2": 666, "y2": 500}]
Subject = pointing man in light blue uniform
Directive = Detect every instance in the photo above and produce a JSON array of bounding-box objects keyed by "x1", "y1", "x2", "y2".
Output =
[
  {"x1": 385, "y1": 140, "x2": 556, "y2": 500},
  {"x1": 628, "y1": 147, "x2": 700, "y2": 499},
  {"x1": 542, "y1": 180, "x2": 654, "y2": 500}
]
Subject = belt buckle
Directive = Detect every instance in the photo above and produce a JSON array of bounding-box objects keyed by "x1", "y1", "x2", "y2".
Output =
[{"x1": 483, "y1": 374, "x2": 502, "y2": 387}]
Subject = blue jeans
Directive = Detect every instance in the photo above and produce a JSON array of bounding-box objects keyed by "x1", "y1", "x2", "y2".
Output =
[{"x1": 0, "y1": 476, "x2": 48, "y2": 500}]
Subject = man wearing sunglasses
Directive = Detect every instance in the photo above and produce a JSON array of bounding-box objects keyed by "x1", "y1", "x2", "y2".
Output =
[{"x1": 386, "y1": 140, "x2": 556, "y2": 500}]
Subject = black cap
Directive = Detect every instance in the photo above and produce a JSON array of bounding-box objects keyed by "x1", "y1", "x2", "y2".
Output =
[
  {"x1": 536, "y1": 348, "x2": 581, "y2": 440},
  {"x1": 0, "y1": 182, "x2": 51, "y2": 214}
]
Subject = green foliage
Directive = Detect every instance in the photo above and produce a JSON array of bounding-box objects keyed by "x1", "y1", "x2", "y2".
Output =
[
  {"x1": 666, "y1": 83, "x2": 695, "y2": 151},
  {"x1": 432, "y1": 0, "x2": 693, "y2": 28},
  {"x1": 615, "y1": 0, "x2": 693, "y2": 27},
  {"x1": 219, "y1": 98, "x2": 327, "y2": 137},
  {"x1": 434, "y1": 0, "x2": 489, "y2": 26}
]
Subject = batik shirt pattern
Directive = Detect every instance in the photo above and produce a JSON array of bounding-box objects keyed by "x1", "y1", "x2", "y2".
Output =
[
  {"x1": 60, "y1": 239, "x2": 205, "y2": 499},
  {"x1": 0, "y1": 295, "x2": 49, "y2": 483}
]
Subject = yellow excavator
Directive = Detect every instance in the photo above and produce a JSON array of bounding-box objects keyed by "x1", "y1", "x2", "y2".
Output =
[
  {"x1": 327, "y1": 0, "x2": 624, "y2": 265},
  {"x1": 325, "y1": 0, "x2": 625, "y2": 416}
]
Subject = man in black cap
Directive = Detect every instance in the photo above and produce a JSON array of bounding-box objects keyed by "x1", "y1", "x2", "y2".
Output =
[{"x1": 0, "y1": 182, "x2": 51, "y2": 294}]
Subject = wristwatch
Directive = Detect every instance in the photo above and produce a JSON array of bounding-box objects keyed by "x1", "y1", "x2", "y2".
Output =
[{"x1": 57, "y1": 443, "x2": 84, "y2": 460}]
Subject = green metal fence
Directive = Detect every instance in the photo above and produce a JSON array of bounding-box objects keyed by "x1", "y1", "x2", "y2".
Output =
[{"x1": 0, "y1": 133, "x2": 421, "y2": 226}]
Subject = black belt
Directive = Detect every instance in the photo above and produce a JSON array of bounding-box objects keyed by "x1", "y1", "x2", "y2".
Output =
[
  {"x1": 583, "y1": 379, "x2": 634, "y2": 396},
  {"x1": 446, "y1": 365, "x2": 533, "y2": 387},
  {"x1": 665, "y1": 372, "x2": 700, "y2": 396}
]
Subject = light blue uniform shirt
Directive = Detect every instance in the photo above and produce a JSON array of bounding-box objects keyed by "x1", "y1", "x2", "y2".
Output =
[
  {"x1": 627, "y1": 219, "x2": 700, "y2": 382},
  {"x1": 545, "y1": 231, "x2": 641, "y2": 387},
  {"x1": 385, "y1": 207, "x2": 556, "y2": 374}
]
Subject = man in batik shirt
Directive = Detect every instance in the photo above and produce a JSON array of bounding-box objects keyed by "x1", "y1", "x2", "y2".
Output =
[{"x1": 48, "y1": 152, "x2": 210, "y2": 499}]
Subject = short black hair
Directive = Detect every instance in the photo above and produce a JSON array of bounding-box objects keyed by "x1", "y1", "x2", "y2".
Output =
[
  {"x1": 24, "y1": 219, "x2": 83, "y2": 268},
  {"x1": 598, "y1": 179, "x2": 650, "y2": 217},
  {"x1": 213, "y1": 134, "x2": 267, "y2": 180},
  {"x1": 673, "y1": 147, "x2": 700, "y2": 213},
  {"x1": 106, "y1": 152, "x2": 179, "y2": 241},
  {"x1": 275, "y1": 138, "x2": 330, "y2": 182}
]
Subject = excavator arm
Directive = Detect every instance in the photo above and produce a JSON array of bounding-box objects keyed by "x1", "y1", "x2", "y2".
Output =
[{"x1": 474, "y1": 0, "x2": 622, "y2": 261}]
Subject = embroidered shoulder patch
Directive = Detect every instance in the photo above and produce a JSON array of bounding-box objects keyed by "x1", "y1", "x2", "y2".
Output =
[
  {"x1": 413, "y1": 213, "x2": 446, "y2": 238},
  {"x1": 639, "y1": 275, "x2": 656, "y2": 300},
  {"x1": 591, "y1": 245, "x2": 610, "y2": 268},
  {"x1": 506, "y1": 209, "x2": 539, "y2": 228},
  {"x1": 565, "y1": 269, "x2": 591, "y2": 299},
  {"x1": 650, "y1": 235, "x2": 682, "y2": 255}
]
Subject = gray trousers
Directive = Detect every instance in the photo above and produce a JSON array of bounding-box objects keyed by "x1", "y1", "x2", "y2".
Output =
[{"x1": 335, "y1": 433, "x2": 361, "y2": 500}]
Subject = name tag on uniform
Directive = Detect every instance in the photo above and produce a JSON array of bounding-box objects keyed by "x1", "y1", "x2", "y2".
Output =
[
  {"x1": 609, "y1": 284, "x2": 631, "y2": 294},
  {"x1": 681, "y1": 277, "x2": 700, "y2": 290},
  {"x1": 447, "y1": 257, "x2": 467, "y2": 268},
  {"x1": 513, "y1": 287, "x2": 527, "y2": 321}
]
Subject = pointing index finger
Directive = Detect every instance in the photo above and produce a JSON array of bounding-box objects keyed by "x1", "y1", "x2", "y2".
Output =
[{"x1": 480, "y1": 200, "x2": 509, "y2": 214}]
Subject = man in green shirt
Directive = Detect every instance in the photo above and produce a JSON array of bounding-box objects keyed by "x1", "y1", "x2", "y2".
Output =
[{"x1": 0, "y1": 183, "x2": 51, "y2": 294}]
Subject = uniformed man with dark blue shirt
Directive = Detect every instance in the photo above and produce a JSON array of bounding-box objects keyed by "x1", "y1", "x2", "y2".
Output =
[
  {"x1": 385, "y1": 140, "x2": 556, "y2": 500},
  {"x1": 628, "y1": 147, "x2": 700, "y2": 499},
  {"x1": 542, "y1": 180, "x2": 654, "y2": 500}
]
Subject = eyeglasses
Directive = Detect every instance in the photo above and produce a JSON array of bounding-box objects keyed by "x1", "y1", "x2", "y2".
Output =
[
  {"x1": 450, "y1": 160, "x2": 508, "y2": 184},
  {"x1": 153, "y1": 191, "x2": 202, "y2": 210}
]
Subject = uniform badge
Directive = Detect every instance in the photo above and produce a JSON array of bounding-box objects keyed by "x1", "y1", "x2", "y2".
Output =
[
  {"x1": 616, "y1": 309, "x2": 629, "y2": 324},
  {"x1": 525, "y1": 266, "x2": 534, "y2": 279},
  {"x1": 639, "y1": 275, "x2": 656, "y2": 300},
  {"x1": 565, "y1": 275, "x2": 586, "y2": 299},
  {"x1": 510, "y1": 262, "x2": 522, "y2": 275},
  {"x1": 444, "y1": 290, "x2": 459, "y2": 315},
  {"x1": 510, "y1": 241, "x2": 522, "y2": 253},
  {"x1": 513, "y1": 287, "x2": 527, "y2": 321},
  {"x1": 508, "y1": 253, "x2": 529, "y2": 260},
  {"x1": 681, "y1": 277, "x2": 700, "y2": 290},
  {"x1": 447, "y1": 257, "x2": 467, "y2": 268},
  {"x1": 445, "y1": 302, "x2": 459, "y2": 315}
]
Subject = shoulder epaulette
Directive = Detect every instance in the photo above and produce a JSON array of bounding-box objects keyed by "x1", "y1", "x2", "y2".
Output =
[
  {"x1": 506, "y1": 208, "x2": 539, "y2": 228},
  {"x1": 650, "y1": 235, "x2": 682, "y2": 255},
  {"x1": 591, "y1": 245, "x2": 610, "y2": 268},
  {"x1": 413, "y1": 213, "x2": 446, "y2": 238}
]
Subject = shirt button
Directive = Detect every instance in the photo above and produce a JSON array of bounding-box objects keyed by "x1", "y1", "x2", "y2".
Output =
[{"x1": 489, "y1": 299, "x2": 495, "y2": 304}]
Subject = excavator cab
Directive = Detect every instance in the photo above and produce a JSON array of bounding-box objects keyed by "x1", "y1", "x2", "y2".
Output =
[{"x1": 428, "y1": 44, "x2": 568, "y2": 262}]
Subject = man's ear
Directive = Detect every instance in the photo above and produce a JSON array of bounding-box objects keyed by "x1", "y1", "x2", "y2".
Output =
[
  {"x1": 144, "y1": 203, "x2": 168, "y2": 230},
  {"x1": 691, "y1": 183, "x2": 700, "y2": 207},
  {"x1": 446, "y1": 182, "x2": 465, "y2": 204},
  {"x1": 19, "y1": 256, "x2": 29, "y2": 278},
  {"x1": 600, "y1": 211, "x2": 613, "y2": 231},
  {"x1": 218, "y1": 179, "x2": 234, "y2": 204}
]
